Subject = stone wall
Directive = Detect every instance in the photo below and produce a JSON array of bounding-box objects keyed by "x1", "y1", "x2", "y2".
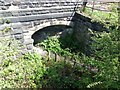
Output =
[
  {"x1": 72, "y1": 13, "x2": 108, "y2": 55},
  {"x1": 0, "y1": 0, "x2": 80, "y2": 10},
  {"x1": 0, "y1": 17, "x2": 73, "y2": 51},
  {"x1": 0, "y1": 0, "x2": 79, "y2": 52},
  {"x1": 0, "y1": 12, "x2": 109, "y2": 53}
]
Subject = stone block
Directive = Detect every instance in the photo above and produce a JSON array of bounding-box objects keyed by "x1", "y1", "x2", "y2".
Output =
[
  {"x1": 14, "y1": 34, "x2": 23, "y2": 40},
  {"x1": 4, "y1": 17, "x2": 19, "y2": 23},
  {"x1": 24, "y1": 38, "x2": 34, "y2": 45},
  {"x1": 0, "y1": 18, "x2": 4, "y2": 24},
  {"x1": 34, "y1": 21, "x2": 40, "y2": 26},
  {"x1": 12, "y1": 23, "x2": 22, "y2": 29},
  {"x1": 13, "y1": 29, "x2": 23, "y2": 34},
  {"x1": 19, "y1": 38, "x2": 24, "y2": 43},
  {"x1": 21, "y1": 22, "x2": 31, "y2": 26},
  {"x1": 26, "y1": 44, "x2": 33, "y2": 50},
  {"x1": 0, "y1": 26, "x2": 5, "y2": 31},
  {"x1": 22, "y1": 30, "x2": 29, "y2": 33}
]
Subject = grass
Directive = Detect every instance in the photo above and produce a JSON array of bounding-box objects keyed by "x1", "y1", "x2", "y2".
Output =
[{"x1": 78, "y1": 3, "x2": 118, "y2": 29}]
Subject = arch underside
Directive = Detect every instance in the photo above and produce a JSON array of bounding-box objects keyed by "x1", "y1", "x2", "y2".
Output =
[
  {"x1": 30, "y1": 19, "x2": 74, "y2": 44},
  {"x1": 28, "y1": 19, "x2": 74, "y2": 36}
]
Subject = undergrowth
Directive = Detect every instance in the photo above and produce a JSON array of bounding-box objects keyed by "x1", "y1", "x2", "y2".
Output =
[{"x1": 0, "y1": 3, "x2": 119, "y2": 89}]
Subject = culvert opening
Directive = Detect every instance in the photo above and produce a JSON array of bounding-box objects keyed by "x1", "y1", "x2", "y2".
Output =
[{"x1": 31, "y1": 25, "x2": 73, "y2": 46}]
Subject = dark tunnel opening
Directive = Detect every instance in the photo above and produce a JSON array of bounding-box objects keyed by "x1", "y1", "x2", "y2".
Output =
[{"x1": 31, "y1": 25, "x2": 73, "y2": 45}]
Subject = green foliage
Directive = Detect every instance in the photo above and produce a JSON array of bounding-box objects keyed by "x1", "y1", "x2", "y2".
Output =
[
  {"x1": 0, "y1": 37, "x2": 46, "y2": 88},
  {"x1": 59, "y1": 33, "x2": 81, "y2": 54},
  {"x1": 42, "y1": 59, "x2": 94, "y2": 88},
  {"x1": 36, "y1": 32, "x2": 82, "y2": 57},
  {"x1": 35, "y1": 26, "x2": 119, "y2": 89},
  {"x1": 82, "y1": 7, "x2": 119, "y2": 88},
  {"x1": 87, "y1": 81, "x2": 102, "y2": 88},
  {"x1": 5, "y1": 19, "x2": 11, "y2": 24},
  {"x1": 84, "y1": 4, "x2": 118, "y2": 29},
  {"x1": 34, "y1": 6, "x2": 119, "y2": 88},
  {"x1": 37, "y1": 37, "x2": 62, "y2": 53},
  {"x1": 1, "y1": 27, "x2": 11, "y2": 33},
  {"x1": 80, "y1": 29, "x2": 119, "y2": 88},
  {"x1": 36, "y1": 36, "x2": 72, "y2": 56},
  {"x1": 0, "y1": 3, "x2": 119, "y2": 89},
  {"x1": 0, "y1": 37, "x2": 20, "y2": 61},
  {"x1": 89, "y1": 29, "x2": 119, "y2": 88}
]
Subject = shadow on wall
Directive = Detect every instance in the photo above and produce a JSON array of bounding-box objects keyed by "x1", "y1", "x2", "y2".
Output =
[
  {"x1": 31, "y1": 25, "x2": 73, "y2": 45},
  {"x1": 72, "y1": 13, "x2": 109, "y2": 32},
  {"x1": 71, "y1": 13, "x2": 109, "y2": 55}
]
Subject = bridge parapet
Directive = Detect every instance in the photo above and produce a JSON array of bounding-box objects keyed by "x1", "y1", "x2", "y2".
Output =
[
  {"x1": 1, "y1": 0, "x2": 82, "y2": 10},
  {"x1": 0, "y1": 0, "x2": 83, "y2": 23},
  {"x1": 0, "y1": 6, "x2": 77, "y2": 17},
  {"x1": 0, "y1": 0, "x2": 82, "y2": 51}
]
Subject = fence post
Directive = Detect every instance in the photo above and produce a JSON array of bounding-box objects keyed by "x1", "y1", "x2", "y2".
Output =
[
  {"x1": 92, "y1": 0, "x2": 95, "y2": 12},
  {"x1": 48, "y1": 50, "x2": 50, "y2": 61},
  {"x1": 73, "y1": 58, "x2": 76, "y2": 67},
  {"x1": 55, "y1": 52, "x2": 57, "y2": 62},
  {"x1": 63, "y1": 56, "x2": 67, "y2": 77}
]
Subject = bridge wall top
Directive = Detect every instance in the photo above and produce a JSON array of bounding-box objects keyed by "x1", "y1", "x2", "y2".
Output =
[
  {"x1": 0, "y1": 0, "x2": 82, "y2": 10},
  {"x1": 0, "y1": 0, "x2": 82, "y2": 23},
  {"x1": 2, "y1": 12, "x2": 74, "y2": 23},
  {"x1": 3, "y1": 0, "x2": 79, "y2": 3}
]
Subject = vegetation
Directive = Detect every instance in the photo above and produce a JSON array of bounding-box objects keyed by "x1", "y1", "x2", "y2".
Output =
[
  {"x1": 36, "y1": 3, "x2": 119, "y2": 88},
  {"x1": 83, "y1": 3, "x2": 118, "y2": 30},
  {"x1": 0, "y1": 3, "x2": 119, "y2": 89},
  {"x1": 0, "y1": 37, "x2": 46, "y2": 88},
  {"x1": 35, "y1": 28, "x2": 119, "y2": 88}
]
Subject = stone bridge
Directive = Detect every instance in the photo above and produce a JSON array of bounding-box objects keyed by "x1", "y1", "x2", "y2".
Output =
[
  {"x1": 0, "y1": 0, "x2": 108, "y2": 51},
  {"x1": 0, "y1": 0, "x2": 83, "y2": 50}
]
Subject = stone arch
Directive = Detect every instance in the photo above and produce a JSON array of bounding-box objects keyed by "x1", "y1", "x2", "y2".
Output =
[
  {"x1": 32, "y1": 25, "x2": 73, "y2": 44},
  {"x1": 29, "y1": 20, "x2": 74, "y2": 36},
  {"x1": 22, "y1": 19, "x2": 74, "y2": 50},
  {"x1": 28, "y1": 19, "x2": 74, "y2": 45}
]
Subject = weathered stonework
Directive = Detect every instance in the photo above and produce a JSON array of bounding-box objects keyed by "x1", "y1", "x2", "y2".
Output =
[
  {"x1": 72, "y1": 13, "x2": 108, "y2": 55},
  {"x1": 0, "y1": 17, "x2": 74, "y2": 51},
  {"x1": 0, "y1": 0, "x2": 80, "y2": 52},
  {"x1": 0, "y1": 12, "x2": 108, "y2": 53},
  {"x1": 0, "y1": 0, "x2": 108, "y2": 53}
]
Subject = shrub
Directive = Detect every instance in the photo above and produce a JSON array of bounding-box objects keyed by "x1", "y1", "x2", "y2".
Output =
[
  {"x1": 87, "y1": 29, "x2": 119, "y2": 88},
  {"x1": 0, "y1": 37, "x2": 46, "y2": 88}
]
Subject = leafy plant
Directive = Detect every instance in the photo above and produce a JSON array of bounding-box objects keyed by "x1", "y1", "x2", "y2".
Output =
[
  {"x1": 0, "y1": 3, "x2": 119, "y2": 89},
  {"x1": 1, "y1": 27, "x2": 12, "y2": 33},
  {"x1": 0, "y1": 37, "x2": 46, "y2": 89},
  {"x1": 36, "y1": 36, "x2": 73, "y2": 56},
  {"x1": 89, "y1": 29, "x2": 119, "y2": 88},
  {"x1": 84, "y1": 4, "x2": 118, "y2": 30}
]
